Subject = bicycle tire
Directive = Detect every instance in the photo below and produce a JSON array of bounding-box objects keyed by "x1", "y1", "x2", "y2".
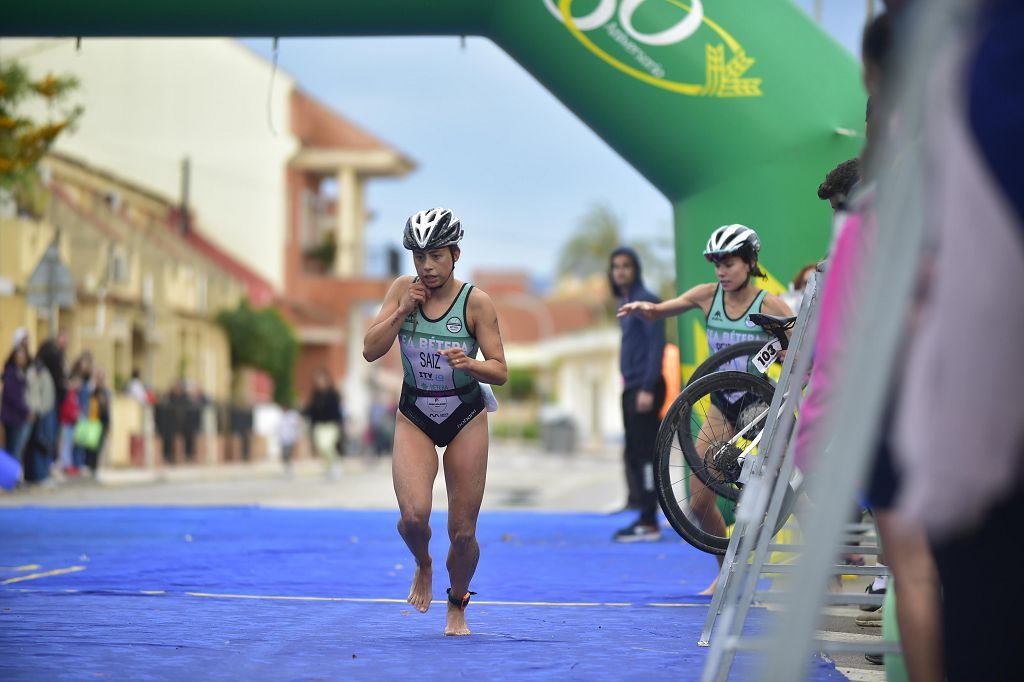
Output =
[
  {"x1": 687, "y1": 340, "x2": 766, "y2": 386},
  {"x1": 655, "y1": 370, "x2": 791, "y2": 554},
  {"x1": 679, "y1": 371, "x2": 776, "y2": 501}
]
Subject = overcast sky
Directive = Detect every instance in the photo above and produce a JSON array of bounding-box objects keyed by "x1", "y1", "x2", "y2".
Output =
[{"x1": 241, "y1": 0, "x2": 867, "y2": 285}]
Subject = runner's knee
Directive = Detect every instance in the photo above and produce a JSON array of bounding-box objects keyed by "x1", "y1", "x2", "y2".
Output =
[
  {"x1": 447, "y1": 524, "x2": 476, "y2": 549},
  {"x1": 398, "y1": 513, "x2": 430, "y2": 537}
]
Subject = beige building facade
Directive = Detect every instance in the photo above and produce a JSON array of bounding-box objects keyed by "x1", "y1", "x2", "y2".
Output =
[
  {"x1": 1, "y1": 153, "x2": 245, "y2": 465},
  {"x1": 1, "y1": 38, "x2": 415, "y2": 433}
]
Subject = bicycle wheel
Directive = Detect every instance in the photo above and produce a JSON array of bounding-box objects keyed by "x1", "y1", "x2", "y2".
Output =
[
  {"x1": 687, "y1": 340, "x2": 765, "y2": 386},
  {"x1": 655, "y1": 370, "x2": 777, "y2": 555},
  {"x1": 679, "y1": 371, "x2": 777, "y2": 501}
]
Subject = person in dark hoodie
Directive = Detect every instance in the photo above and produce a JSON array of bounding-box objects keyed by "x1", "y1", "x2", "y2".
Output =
[{"x1": 609, "y1": 246, "x2": 666, "y2": 542}]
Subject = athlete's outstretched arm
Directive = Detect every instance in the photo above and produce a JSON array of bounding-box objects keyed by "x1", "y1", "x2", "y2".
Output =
[
  {"x1": 442, "y1": 289, "x2": 507, "y2": 386},
  {"x1": 617, "y1": 282, "x2": 716, "y2": 321},
  {"x1": 363, "y1": 276, "x2": 426, "y2": 362}
]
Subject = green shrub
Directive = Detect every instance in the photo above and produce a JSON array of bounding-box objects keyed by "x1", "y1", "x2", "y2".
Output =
[
  {"x1": 490, "y1": 421, "x2": 539, "y2": 441},
  {"x1": 501, "y1": 367, "x2": 536, "y2": 401},
  {"x1": 216, "y1": 299, "x2": 299, "y2": 405}
]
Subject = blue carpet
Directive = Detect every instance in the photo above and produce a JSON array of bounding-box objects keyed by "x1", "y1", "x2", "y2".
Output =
[{"x1": 0, "y1": 508, "x2": 846, "y2": 681}]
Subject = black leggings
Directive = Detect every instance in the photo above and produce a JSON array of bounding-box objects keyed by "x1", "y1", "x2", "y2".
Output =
[
  {"x1": 932, "y1": 487, "x2": 1024, "y2": 682},
  {"x1": 622, "y1": 380, "x2": 666, "y2": 525}
]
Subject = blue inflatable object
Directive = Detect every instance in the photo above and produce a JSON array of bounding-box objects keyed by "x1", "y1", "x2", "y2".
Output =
[{"x1": 0, "y1": 448, "x2": 20, "y2": 490}]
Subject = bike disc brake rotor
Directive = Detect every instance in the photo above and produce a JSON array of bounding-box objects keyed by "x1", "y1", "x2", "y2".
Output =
[{"x1": 736, "y1": 402, "x2": 769, "y2": 439}]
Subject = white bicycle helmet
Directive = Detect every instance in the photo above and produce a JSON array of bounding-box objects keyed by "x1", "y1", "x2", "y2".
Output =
[
  {"x1": 703, "y1": 224, "x2": 761, "y2": 262},
  {"x1": 403, "y1": 208, "x2": 464, "y2": 251}
]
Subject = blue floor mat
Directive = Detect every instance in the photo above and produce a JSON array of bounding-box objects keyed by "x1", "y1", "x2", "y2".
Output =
[{"x1": 0, "y1": 508, "x2": 846, "y2": 681}]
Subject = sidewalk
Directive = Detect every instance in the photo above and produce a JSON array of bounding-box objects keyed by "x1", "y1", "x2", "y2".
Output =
[{"x1": 0, "y1": 441, "x2": 627, "y2": 512}]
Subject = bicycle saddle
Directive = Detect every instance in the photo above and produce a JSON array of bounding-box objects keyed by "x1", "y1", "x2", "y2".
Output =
[
  {"x1": 748, "y1": 313, "x2": 797, "y2": 331},
  {"x1": 749, "y1": 313, "x2": 797, "y2": 350}
]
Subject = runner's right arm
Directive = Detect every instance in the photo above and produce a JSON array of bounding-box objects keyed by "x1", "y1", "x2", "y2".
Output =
[
  {"x1": 617, "y1": 282, "x2": 716, "y2": 321},
  {"x1": 362, "y1": 276, "x2": 427, "y2": 362}
]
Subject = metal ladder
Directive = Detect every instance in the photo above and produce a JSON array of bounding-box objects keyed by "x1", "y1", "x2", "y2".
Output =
[{"x1": 696, "y1": 271, "x2": 898, "y2": 681}]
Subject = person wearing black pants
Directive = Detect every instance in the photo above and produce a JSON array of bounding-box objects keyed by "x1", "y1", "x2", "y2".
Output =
[
  {"x1": 608, "y1": 246, "x2": 665, "y2": 542},
  {"x1": 620, "y1": 379, "x2": 666, "y2": 538},
  {"x1": 931, "y1": 489, "x2": 1024, "y2": 682}
]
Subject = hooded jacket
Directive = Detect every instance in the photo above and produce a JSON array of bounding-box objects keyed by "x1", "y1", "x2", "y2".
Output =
[{"x1": 609, "y1": 246, "x2": 665, "y2": 392}]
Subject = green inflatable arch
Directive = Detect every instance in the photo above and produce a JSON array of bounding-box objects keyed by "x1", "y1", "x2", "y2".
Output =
[{"x1": 4, "y1": 0, "x2": 865, "y2": 369}]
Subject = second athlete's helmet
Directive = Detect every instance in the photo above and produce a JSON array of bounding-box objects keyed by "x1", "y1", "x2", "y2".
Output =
[
  {"x1": 403, "y1": 208, "x2": 464, "y2": 251},
  {"x1": 703, "y1": 224, "x2": 761, "y2": 263}
]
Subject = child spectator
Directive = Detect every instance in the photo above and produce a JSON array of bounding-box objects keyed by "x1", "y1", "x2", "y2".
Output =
[
  {"x1": 59, "y1": 376, "x2": 81, "y2": 476},
  {"x1": 277, "y1": 405, "x2": 303, "y2": 477}
]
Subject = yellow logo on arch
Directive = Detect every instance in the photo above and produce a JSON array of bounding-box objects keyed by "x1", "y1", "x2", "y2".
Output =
[{"x1": 552, "y1": 0, "x2": 762, "y2": 97}]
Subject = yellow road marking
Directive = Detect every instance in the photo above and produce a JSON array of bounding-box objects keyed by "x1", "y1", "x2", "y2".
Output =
[
  {"x1": 0, "y1": 565, "x2": 42, "y2": 571},
  {"x1": 1, "y1": 566, "x2": 86, "y2": 585}
]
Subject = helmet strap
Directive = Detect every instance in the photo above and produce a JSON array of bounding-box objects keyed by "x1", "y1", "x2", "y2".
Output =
[{"x1": 734, "y1": 262, "x2": 755, "y2": 292}]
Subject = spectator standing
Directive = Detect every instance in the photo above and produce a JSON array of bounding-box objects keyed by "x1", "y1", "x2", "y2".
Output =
[
  {"x1": 35, "y1": 331, "x2": 67, "y2": 404},
  {"x1": 69, "y1": 352, "x2": 94, "y2": 470},
  {"x1": 1, "y1": 344, "x2": 32, "y2": 469},
  {"x1": 277, "y1": 404, "x2": 303, "y2": 477},
  {"x1": 305, "y1": 368, "x2": 344, "y2": 479},
  {"x1": 893, "y1": 1, "x2": 1024, "y2": 678},
  {"x1": 34, "y1": 331, "x2": 67, "y2": 470},
  {"x1": 780, "y1": 263, "x2": 818, "y2": 314},
  {"x1": 818, "y1": 157, "x2": 863, "y2": 255},
  {"x1": 158, "y1": 381, "x2": 198, "y2": 464},
  {"x1": 23, "y1": 354, "x2": 56, "y2": 484},
  {"x1": 608, "y1": 246, "x2": 666, "y2": 542},
  {"x1": 368, "y1": 394, "x2": 396, "y2": 457},
  {"x1": 82, "y1": 369, "x2": 111, "y2": 477},
  {"x1": 791, "y1": 9, "x2": 942, "y2": 675},
  {"x1": 126, "y1": 368, "x2": 154, "y2": 406},
  {"x1": 58, "y1": 375, "x2": 81, "y2": 476}
]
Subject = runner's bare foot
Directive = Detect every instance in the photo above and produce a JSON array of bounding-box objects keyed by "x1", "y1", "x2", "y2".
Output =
[
  {"x1": 699, "y1": 576, "x2": 718, "y2": 596},
  {"x1": 444, "y1": 602, "x2": 471, "y2": 636},
  {"x1": 407, "y1": 562, "x2": 432, "y2": 613}
]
